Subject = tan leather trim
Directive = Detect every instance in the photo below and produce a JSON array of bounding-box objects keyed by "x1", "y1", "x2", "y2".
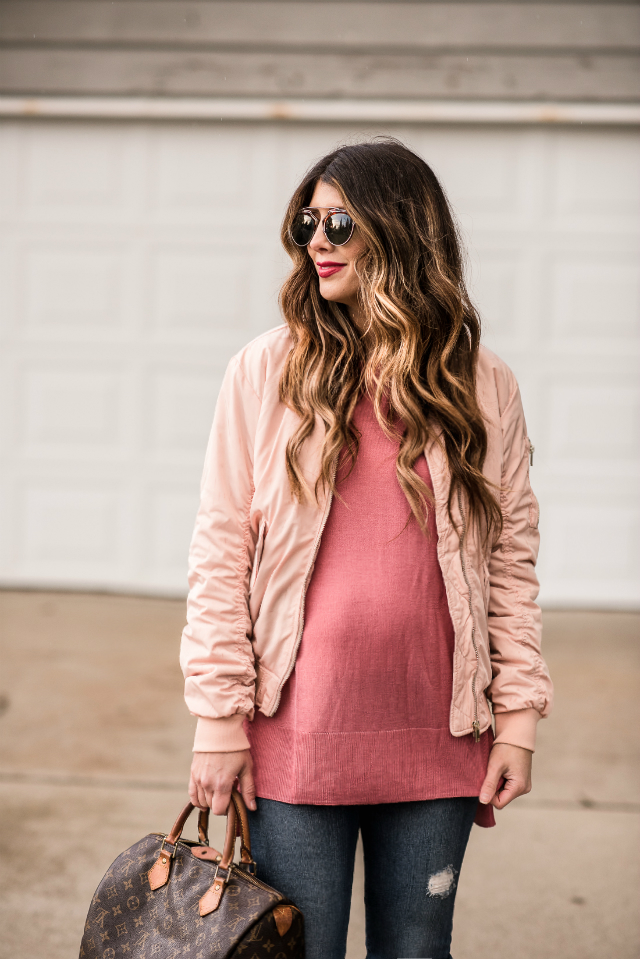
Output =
[
  {"x1": 148, "y1": 850, "x2": 172, "y2": 891},
  {"x1": 191, "y1": 845, "x2": 222, "y2": 863},
  {"x1": 198, "y1": 868, "x2": 229, "y2": 916},
  {"x1": 273, "y1": 904, "x2": 293, "y2": 937}
]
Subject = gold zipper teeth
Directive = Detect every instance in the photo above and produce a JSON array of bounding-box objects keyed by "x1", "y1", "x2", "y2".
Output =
[
  {"x1": 232, "y1": 866, "x2": 278, "y2": 893},
  {"x1": 151, "y1": 834, "x2": 197, "y2": 850}
]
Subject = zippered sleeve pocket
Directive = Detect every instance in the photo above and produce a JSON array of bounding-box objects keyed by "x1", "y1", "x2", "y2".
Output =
[
  {"x1": 249, "y1": 518, "x2": 267, "y2": 592},
  {"x1": 526, "y1": 437, "x2": 539, "y2": 529}
]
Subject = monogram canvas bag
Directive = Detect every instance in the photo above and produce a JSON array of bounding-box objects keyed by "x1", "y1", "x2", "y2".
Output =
[{"x1": 79, "y1": 789, "x2": 304, "y2": 958}]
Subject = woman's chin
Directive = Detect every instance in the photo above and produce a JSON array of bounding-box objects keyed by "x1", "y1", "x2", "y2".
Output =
[{"x1": 318, "y1": 279, "x2": 353, "y2": 306}]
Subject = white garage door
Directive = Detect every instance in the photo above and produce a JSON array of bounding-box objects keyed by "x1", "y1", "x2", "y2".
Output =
[{"x1": 0, "y1": 120, "x2": 638, "y2": 606}]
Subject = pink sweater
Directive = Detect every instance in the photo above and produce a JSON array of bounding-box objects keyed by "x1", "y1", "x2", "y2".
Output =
[{"x1": 245, "y1": 393, "x2": 494, "y2": 824}]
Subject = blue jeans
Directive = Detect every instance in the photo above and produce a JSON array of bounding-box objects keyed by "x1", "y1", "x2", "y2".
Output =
[{"x1": 246, "y1": 796, "x2": 478, "y2": 959}]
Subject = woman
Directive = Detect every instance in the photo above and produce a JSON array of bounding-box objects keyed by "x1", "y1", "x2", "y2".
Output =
[{"x1": 181, "y1": 138, "x2": 552, "y2": 959}]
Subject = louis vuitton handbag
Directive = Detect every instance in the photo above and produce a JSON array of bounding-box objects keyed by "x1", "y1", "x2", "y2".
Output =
[{"x1": 79, "y1": 788, "x2": 304, "y2": 958}]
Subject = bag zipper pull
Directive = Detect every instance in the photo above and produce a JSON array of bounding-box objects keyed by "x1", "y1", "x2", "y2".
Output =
[{"x1": 472, "y1": 721, "x2": 480, "y2": 742}]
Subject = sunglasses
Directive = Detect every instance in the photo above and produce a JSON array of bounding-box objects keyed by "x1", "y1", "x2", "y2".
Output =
[{"x1": 290, "y1": 207, "x2": 355, "y2": 247}]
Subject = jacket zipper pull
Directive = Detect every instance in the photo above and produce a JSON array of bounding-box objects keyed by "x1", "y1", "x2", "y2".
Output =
[
  {"x1": 472, "y1": 721, "x2": 480, "y2": 743},
  {"x1": 529, "y1": 443, "x2": 535, "y2": 466}
]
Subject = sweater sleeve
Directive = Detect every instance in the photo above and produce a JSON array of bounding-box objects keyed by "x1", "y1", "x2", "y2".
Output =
[
  {"x1": 486, "y1": 377, "x2": 553, "y2": 744},
  {"x1": 180, "y1": 356, "x2": 261, "y2": 753}
]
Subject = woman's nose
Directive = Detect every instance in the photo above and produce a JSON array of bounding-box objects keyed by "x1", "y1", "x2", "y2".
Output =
[{"x1": 308, "y1": 219, "x2": 332, "y2": 252}]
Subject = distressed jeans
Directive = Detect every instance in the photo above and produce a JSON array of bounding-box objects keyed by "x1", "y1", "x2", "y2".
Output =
[{"x1": 246, "y1": 796, "x2": 478, "y2": 959}]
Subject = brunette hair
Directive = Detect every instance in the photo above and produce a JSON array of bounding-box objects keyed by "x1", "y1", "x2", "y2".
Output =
[{"x1": 279, "y1": 137, "x2": 501, "y2": 541}]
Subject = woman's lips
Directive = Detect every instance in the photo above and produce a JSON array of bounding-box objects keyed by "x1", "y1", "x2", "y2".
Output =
[{"x1": 317, "y1": 261, "x2": 345, "y2": 278}]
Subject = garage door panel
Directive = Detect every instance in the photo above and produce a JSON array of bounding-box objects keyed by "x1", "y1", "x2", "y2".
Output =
[
  {"x1": 21, "y1": 242, "x2": 130, "y2": 339},
  {"x1": 414, "y1": 127, "x2": 535, "y2": 224},
  {"x1": 149, "y1": 125, "x2": 274, "y2": 224},
  {"x1": 547, "y1": 384, "x2": 640, "y2": 464},
  {"x1": 18, "y1": 482, "x2": 127, "y2": 568},
  {"x1": 468, "y1": 245, "x2": 540, "y2": 351},
  {"x1": 150, "y1": 245, "x2": 252, "y2": 337},
  {"x1": 0, "y1": 236, "x2": 18, "y2": 338},
  {"x1": 550, "y1": 129, "x2": 640, "y2": 228},
  {"x1": 142, "y1": 485, "x2": 199, "y2": 590},
  {"x1": 146, "y1": 367, "x2": 222, "y2": 462},
  {"x1": 550, "y1": 253, "x2": 640, "y2": 347},
  {"x1": 541, "y1": 501, "x2": 640, "y2": 606},
  {"x1": 18, "y1": 365, "x2": 126, "y2": 456},
  {"x1": 17, "y1": 123, "x2": 146, "y2": 225},
  {"x1": 275, "y1": 125, "x2": 349, "y2": 205}
]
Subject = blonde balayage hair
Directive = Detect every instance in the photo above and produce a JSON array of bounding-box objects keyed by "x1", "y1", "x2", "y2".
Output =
[{"x1": 279, "y1": 138, "x2": 502, "y2": 541}]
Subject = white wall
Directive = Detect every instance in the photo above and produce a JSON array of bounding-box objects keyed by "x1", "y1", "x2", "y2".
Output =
[{"x1": 0, "y1": 120, "x2": 638, "y2": 606}]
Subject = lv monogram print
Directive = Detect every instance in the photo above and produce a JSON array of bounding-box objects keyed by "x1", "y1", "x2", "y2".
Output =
[{"x1": 80, "y1": 835, "x2": 304, "y2": 959}]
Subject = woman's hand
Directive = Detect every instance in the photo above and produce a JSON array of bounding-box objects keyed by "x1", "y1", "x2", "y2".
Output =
[
  {"x1": 189, "y1": 749, "x2": 257, "y2": 815},
  {"x1": 479, "y1": 743, "x2": 532, "y2": 809}
]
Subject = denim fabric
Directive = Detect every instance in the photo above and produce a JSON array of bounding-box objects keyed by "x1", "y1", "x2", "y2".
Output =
[{"x1": 246, "y1": 796, "x2": 478, "y2": 959}]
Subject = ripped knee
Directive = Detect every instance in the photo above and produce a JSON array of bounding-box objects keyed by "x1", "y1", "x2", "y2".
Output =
[{"x1": 426, "y1": 864, "x2": 457, "y2": 899}]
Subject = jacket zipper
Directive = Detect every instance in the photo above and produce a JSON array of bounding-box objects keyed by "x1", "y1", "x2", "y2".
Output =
[
  {"x1": 529, "y1": 442, "x2": 535, "y2": 466},
  {"x1": 270, "y1": 460, "x2": 337, "y2": 713},
  {"x1": 457, "y1": 488, "x2": 481, "y2": 742}
]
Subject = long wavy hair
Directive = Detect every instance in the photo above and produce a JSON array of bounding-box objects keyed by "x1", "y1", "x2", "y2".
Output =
[{"x1": 279, "y1": 138, "x2": 501, "y2": 542}]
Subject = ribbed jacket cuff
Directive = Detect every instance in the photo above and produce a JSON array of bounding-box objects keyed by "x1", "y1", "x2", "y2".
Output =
[
  {"x1": 193, "y1": 715, "x2": 251, "y2": 753},
  {"x1": 493, "y1": 708, "x2": 540, "y2": 752}
]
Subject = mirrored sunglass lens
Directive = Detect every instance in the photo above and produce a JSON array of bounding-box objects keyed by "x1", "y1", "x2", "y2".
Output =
[
  {"x1": 291, "y1": 212, "x2": 316, "y2": 246},
  {"x1": 325, "y1": 213, "x2": 353, "y2": 245}
]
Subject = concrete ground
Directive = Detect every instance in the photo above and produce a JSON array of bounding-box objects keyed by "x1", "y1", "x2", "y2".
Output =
[{"x1": 0, "y1": 591, "x2": 638, "y2": 959}]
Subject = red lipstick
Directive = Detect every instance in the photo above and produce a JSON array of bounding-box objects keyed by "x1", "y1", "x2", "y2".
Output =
[{"x1": 317, "y1": 261, "x2": 345, "y2": 278}]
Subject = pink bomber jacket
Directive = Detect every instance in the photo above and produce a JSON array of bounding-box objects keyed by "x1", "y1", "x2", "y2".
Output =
[{"x1": 180, "y1": 325, "x2": 553, "y2": 754}]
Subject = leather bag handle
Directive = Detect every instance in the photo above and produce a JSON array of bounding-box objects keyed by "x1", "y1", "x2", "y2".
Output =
[
  {"x1": 165, "y1": 803, "x2": 206, "y2": 847},
  {"x1": 165, "y1": 788, "x2": 251, "y2": 861},
  {"x1": 197, "y1": 807, "x2": 210, "y2": 845},
  {"x1": 219, "y1": 789, "x2": 252, "y2": 868},
  {"x1": 231, "y1": 789, "x2": 252, "y2": 863},
  {"x1": 149, "y1": 788, "x2": 254, "y2": 897}
]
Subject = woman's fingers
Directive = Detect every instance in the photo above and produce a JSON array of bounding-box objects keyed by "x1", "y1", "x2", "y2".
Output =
[
  {"x1": 189, "y1": 772, "x2": 209, "y2": 811},
  {"x1": 189, "y1": 750, "x2": 253, "y2": 815},
  {"x1": 188, "y1": 771, "x2": 204, "y2": 810},
  {"x1": 492, "y1": 774, "x2": 523, "y2": 809},
  {"x1": 237, "y1": 764, "x2": 257, "y2": 811},
  {"x1": 210, "y1": 783, "x2": 234, "y2": 816},
  {"x1": 479, "y1": 743, "x2": 532, "y2": 809}
]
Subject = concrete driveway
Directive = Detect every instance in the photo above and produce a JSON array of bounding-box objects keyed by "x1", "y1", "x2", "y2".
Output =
[{"x1": 0, "y1": 591, "x2": 638, "y2": 958}]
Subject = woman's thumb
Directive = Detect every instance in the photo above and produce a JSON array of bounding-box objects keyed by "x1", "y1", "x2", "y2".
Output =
[{"x1": 479, "y1": 770, "x2": 500, "y2": 805}]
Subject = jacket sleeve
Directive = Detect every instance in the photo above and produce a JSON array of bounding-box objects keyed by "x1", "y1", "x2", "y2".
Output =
[
  {"x1": 180, "y1": 355, "x2": 261, "y2": 753},
  {"x1": 486, "y1": 377, "x2": 553, "y2": 751}
]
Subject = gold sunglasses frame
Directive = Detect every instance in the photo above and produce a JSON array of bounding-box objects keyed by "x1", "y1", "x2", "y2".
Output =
[{"x1": 290, "y1": 207, "x2": 356, "y2": 247}]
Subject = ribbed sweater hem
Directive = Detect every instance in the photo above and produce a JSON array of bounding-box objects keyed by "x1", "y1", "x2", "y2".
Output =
[{"x1": 246, "y1": 719, "x2": 493, "y2": 807}]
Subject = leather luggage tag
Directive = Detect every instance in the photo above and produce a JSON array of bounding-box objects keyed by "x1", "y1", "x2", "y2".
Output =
[
  {"x1": 192, "y1": 845, "x2": 223, "y2": 863},
  {"x1": 148, "y1": 844, "x2": 175, "y2": 891},
  {"x1": 199, "y1": 868, "x2": 229, "y2": 917}
]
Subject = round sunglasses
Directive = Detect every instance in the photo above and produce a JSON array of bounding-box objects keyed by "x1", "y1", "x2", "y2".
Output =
[{"x1": 290, "y1": 207, "x2": 355, "y2": 248}]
